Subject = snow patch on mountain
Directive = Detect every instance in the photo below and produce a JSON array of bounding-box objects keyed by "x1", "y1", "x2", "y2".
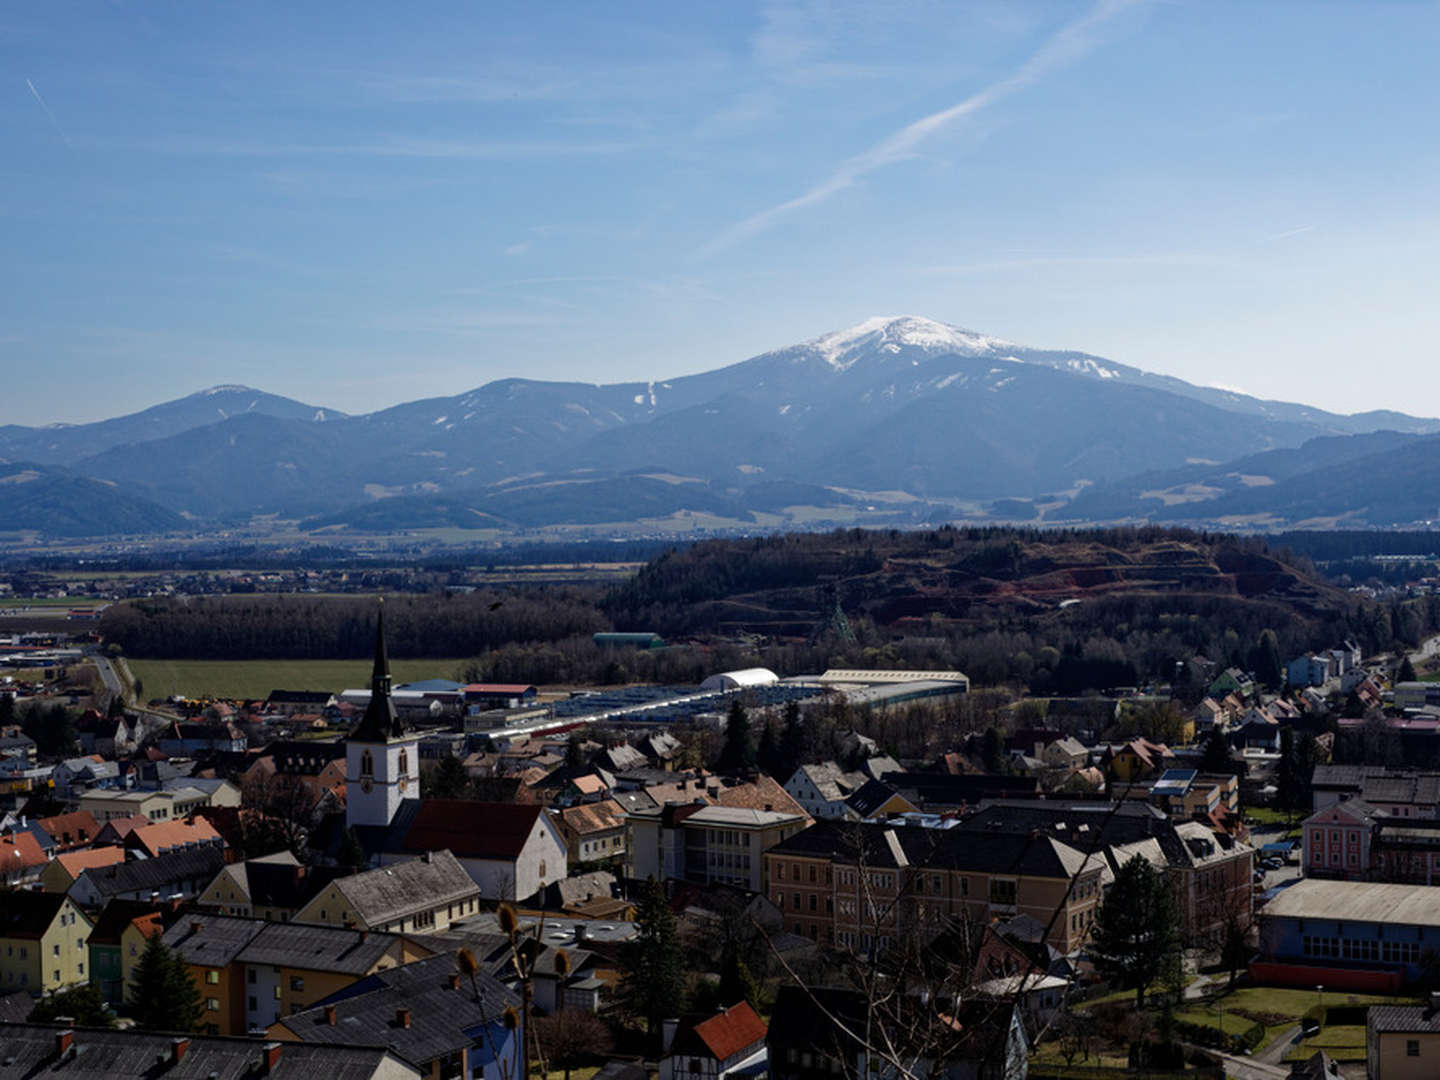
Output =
[{"x1": 808, "y1": 315, "x2": 1014, "y2": 370}]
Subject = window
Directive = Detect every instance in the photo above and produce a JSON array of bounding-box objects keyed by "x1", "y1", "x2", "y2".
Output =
[
  {"x1": 248, "y1": 969, "x2": 257, "y2": 984},
  {"x1": 53, "y1": 944, "x2": 60, "y2": 957},
  {"x1": 290, "y1": 976, "x2": 305, "y2": 992},
  {"x1": 53, "y1": 970, "x2": 60, "y2": 983},
  {"x1": 207, "y1": 970, "x2": 220, "y2": 985},
  {"x1": 989, "y1": 879, "x2": 1017, "y2": 906},
  {"x1": 398, "y1": 749, "x2": 409, "y2": 776},
  {"x1": 360, "y1": 750, "x2": 374, "y2": 777},
  {"x1": 1408, "y1": 1040, "x2": 1420, "y2": 1057},
  {"x1": 248, "y1": 996, "x2": 258, "y2": 1011}
]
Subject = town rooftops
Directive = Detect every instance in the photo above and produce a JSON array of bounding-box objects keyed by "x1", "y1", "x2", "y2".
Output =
[
  {"x1": 163, "y1": 914, "x2": 262, "y2": 969},
  {"x1": 674, "y1": 1000, "x2": 768, "y2": 1062},
  {"x1": 77, "y1": 844, "x2": 227, "y2": 901},
  {"x1": 0, "y1": 1023, "x2": 420, "y2": 1079},
  {"x1": 239, "y1": 921, "x2": 408, "y2": 974},
  {"x1": 560, "y1": 800, "x2": 626, "y2": 835},
  {"x1": 1264, "y1": 880, "x2": 1440, "y2": 928},
  {"x1": 0, "y1": 890, "x2": 81, "y2": 939},
  {"x1": 276, "y1": 953, "x2": 519, "y2": 1066},
  {"x1": 328, "y1": 850, "x2": 478, "y2": 926},
  {"x1": 397, "y1": 800, "x2": 548, "y2": 860},
  {"x1": 34, "y1": 810, "x2": 101, "y2": 848},
  {"x1": 51, "y1": 846, "x2": 128, "y2": 878},
  {"x1": 686, "y1": 804, "x2": 808, "y2": 829},
  {"x1": 1370, "y1": 1004, "x2": 1440, "y2": 1033}
]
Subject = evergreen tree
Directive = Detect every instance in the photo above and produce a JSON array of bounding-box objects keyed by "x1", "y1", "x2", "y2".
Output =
[
  {"x1": 1249, "y1": 630, "x2": 1284, "y2": 691},
  {"x1": 756, "y1": 719, "x2": 780, "y2": 777},
  {"x1": 1200, "y1": 728, "x2": 1233, "y2": 775},
  {"x1": 620, "y1": 878, "x2": 686, "y2": 1037},
  {"x1": 338, "y1": 827, "x2": 369, "y2": 870},
  {"x1": 1090, "y1": 854, "x2": 1182, "y2": 1007},
  {"x1": 778, "y1": 700, "x2": 805, "y2": 778},
  {"x1": 717, "y1": 954, "x2": 761, "y2": 1009},
  {"x1": 717, "y1": 699, "x2": 755, "y2": 772},
  {"x1": 128, "y1": 935, "x2": 203, "y2": 1032},
  {"x1": 423, "y1": 753, "x2": 470, "y2": 799},
  {"x1": 1399, "y1": 655, "x2": 1418, "y2": 683},
  {"x1": 980, "y1": 727, "x2": 1006, "y2": 774},
  {"x1": 565, "y1": 731, "x2": 586, "y2": 771}
]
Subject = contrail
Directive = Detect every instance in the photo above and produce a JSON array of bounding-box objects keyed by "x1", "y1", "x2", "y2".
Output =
[
  {"x1": 698, "y1": 0, "x2": 1147, "y2": 257},
  {"x1": 25, "y1": 78, "x2": 72, "y2": 147}
]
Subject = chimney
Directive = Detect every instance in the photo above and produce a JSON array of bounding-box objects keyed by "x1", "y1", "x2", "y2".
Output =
[
  {"x1": 55, "y1": 1029, "x2": 75, "y2": 1057},
  {"x1": 1430, "y1": 990, "x2": 1440, "y2": 1012},
  {"x1": 171, "y1": 1037, "x2": 190, "y2": 1064},
  {"x1": 190, "y1": 920, "x2": 203, "y2": 936},
  {"x1": 262, "y1": 1042, "x2": 283, "y2": 1074},
  {"x1": 448, "y1": 974, "x2": 460, "y2": 990},
  {"x1": 358, "y1": 930, "x2": 368, "y2": 942},
  {"x1": 661, "y1": 1017, "x2": 679, "y2": 1054},
  {"x1": 396, "y1": 1007, "x2": 412, "y2": 1029},
  {"x1": 324, "y1": 1005, "x2": 337, "y2": 1026},
  {"x1": 421, "y1": 851, "x2": 432, "y2": 864}
]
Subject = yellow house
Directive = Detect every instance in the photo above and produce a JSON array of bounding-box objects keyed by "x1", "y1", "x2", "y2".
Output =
[
  {"x1": 197, "y1": 851, "x2": 324, "y2": 922},
  {"x1": 0, "y1": 891, "x2": 94, "y2": 994},
  {"x1": 292, "y1": 850, "x2": 480, "y2": 933},
  {"x1": 1369, "y1": 1004, "x2": 1440, "y2": 1079},
  {"x1": 162, "y1": 913, "x2": 429, "y2": 1036},
  {"x1": 41, "y1": 846, "x2": 128, "y2": 893}
]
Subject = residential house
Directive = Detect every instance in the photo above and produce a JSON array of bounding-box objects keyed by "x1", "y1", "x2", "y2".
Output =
[
  {"x1": 0, "y1": 1024, "x2": 423, "y2": 1078},
  {"x1": 40, "y1": 846, "x2": 127, "y2": 894},
  {"x1": 1368, "y1": 1002, "x2": 1440, "y2": 1080},
  {"x1": 86, "y1": 899, "x2": 164, "y2": 1005},
  {"x1": 1209, "y1": 668, "x2": 1256, "y2": 700},
  {"x1": 157, "y1": 720, "x2": 248, "y2": 756},
  {"x1": 242, "y1": 740, "x2": 348, "y2": 805},
  {"x1": 68, "y1": 844, "x2": 227, "y2": 908},
  {"x1": 1287, "y1": 655, "x2": 1333, "y2": 688},
  {"x1": 198, "y1": 851, "x2": 334, "y2": 921},
  {"x1": 293, "y1": 849, "x2": 482, "y2": 934},
  {"x1": 660, "y1": 1001, "x2": 768, "y2": 1080},
  {"x1": 844, "y1": 780, "x2": 918, "y2": 821},
  {"x1": 1311, "y1": 766, "x2": 1440, "y2": 817},
  {"x1": 0, "y1": 830, "x2": 49, "y2": 886},
  {"x1": 1104, "y1": 738, "x2": 1170, "y2": 782},
  {"x1": 1040, "y1": 737, "x2": 1089, "y2": 771},
  {"x1": 378, "y1": 800, "x2": 568, "y2": 902},
  {"x1": 32, "y1": 810, "x2": 101, "y2": 853},
  {"x1": 1303, "y1": 798, "x2": 1386, "y2": 880},
  {"x1": 124, "y1": 816, "x2": 225, "y2": 859},
  {"x1": 783, "y1": 762, "x2": 869, "y2": 819},
  {"x1": 270, "y1": 953, "x2": 522, "y2": 1080},
  {"x1": 0, "y1": 891, "x2": 93, "y2": 994},
  {"x1": 558, "y1": 799, "x2": 627, "y2": 865},
  {"x1": 50, "y1": 756, "x2": 121, "y2": 799},
  {"x1": 163, "y1": 913, "x2": 424, "y2": 1036},
  {"x1": 266, "y1": 690, "x2": 339, "y2": 715}
]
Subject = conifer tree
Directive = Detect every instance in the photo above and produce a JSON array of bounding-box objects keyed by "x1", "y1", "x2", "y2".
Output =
[
  {"x1": 620, "y1": 878, "x2": 686, "y2": 1037},
  {"x1": 1090, "y1": 854, "x2": 1182, "y2": 1007},
  {"x1": 717, "y1": 699, "x2": 755, "y2": 772},
  {"x1": 128, "y1": 935, "x2": 203, "y2": 1032}
]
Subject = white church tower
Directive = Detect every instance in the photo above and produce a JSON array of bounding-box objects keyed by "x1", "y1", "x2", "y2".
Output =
[{"x1": 346, "y1": 601, "x2": 420, "y2": 830}]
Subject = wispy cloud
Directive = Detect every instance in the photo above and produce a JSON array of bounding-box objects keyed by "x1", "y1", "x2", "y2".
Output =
[
  {"x1": 503, "y1": 242, "x2": 531, "y2": 256},
  {"x1": 1269, "y1": 224, "x2": 1316, "y2": 241},
  {"x1": 698, "y1": 0, "x2": 1145, "y2": 256},
  {"x1": 25, "y1": 77, "x2": 71, "y2": 147}
]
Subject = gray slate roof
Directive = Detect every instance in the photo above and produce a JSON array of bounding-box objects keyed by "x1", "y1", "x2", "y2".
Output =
[
  {"x1": 279, "y1": 954, "x2": 520, "y2": 1066},
  {"x1": 333, "y1": 849, "x2": 478, "y2": 926},
  {"x1": 77, "y1": 845, "x2": 226, "y2": 900},
  {"x1": 0, "y1": 1024, "x2": 418, "y2": 1079}
]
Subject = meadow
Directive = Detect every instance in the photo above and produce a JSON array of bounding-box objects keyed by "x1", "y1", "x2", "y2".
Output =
[{"x1": 126, "y1": 657, "x2": 472, "y2": 701}]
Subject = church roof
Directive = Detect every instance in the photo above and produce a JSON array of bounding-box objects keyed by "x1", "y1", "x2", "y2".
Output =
[{"x1": 348, "y1": 602, "x2": 408, "y2": 744}]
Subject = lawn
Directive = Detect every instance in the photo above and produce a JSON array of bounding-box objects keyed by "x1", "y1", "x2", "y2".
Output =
[
  {"x1": 1284, "y1": 1025, "x2": 1368, "y2": 1063},
  {"x1": 1170, "y1": 987, "x2": 1416, "y2": 1053},
  {"x1": 127, "y1": 657, "x2": 473, "y2": 701}
]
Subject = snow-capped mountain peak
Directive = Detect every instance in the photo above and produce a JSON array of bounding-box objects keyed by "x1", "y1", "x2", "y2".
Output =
[{"x1": 807, "y1": 315, "x2": 1015, "y2": 370}]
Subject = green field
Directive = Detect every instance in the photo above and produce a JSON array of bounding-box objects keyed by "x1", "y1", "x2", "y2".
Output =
[{"x1": 127, "y1": 658, "x2": 472, "y2": 701}]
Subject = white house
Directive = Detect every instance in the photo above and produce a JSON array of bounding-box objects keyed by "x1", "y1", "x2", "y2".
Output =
[
  {"x1": 783, "y1": 762, "x2": 868, "y2": 820},
  {"x1": 381, "y1": 800, "x2": 568, "y2": 902},
  {"x1": 660, "y1": 1002, "x2": 768, "y2": 1080}
]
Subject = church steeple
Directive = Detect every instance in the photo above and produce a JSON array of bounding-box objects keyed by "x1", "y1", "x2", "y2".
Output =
[{"x1": 350, "y1": 598, "x2": 405, "y2": 743}]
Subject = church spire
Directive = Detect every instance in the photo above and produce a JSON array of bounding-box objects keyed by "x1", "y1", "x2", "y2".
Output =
[{"x1": 350, "y1": 597, "x2": 404, "y2": 742}]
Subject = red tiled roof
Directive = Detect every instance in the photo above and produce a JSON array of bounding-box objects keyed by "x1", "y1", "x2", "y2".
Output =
[
  {"x1": 34, "y1": 810, "x2": 101, "y2": 849},
  {"x1": 688, "y1": 1002, "x2": 767, "y2": 1062},
  {"x1": 52, "y1": 846, "x2": 127, "y2": 877},
  {"x1": 128, "y1": 818, "x2": 222, "y2": 857},
  {"x1": 0, "y1": 831, "x2": 47, "y2": 871},
  {"x1": 402, "y1": 800, "x2": 546, "y2": 860},
  {"x1": 716, "y1": 775, "x2": 807, "y2": 818}
]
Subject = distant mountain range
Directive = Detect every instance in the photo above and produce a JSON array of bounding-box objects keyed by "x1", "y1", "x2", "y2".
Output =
[{"x1": 3, "y1": 316, "x2": 1438, "y2": 538}]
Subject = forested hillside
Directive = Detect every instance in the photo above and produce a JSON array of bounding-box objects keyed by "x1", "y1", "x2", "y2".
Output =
[{"x1": 98, "y1": 526, "x2": 1440, "y2": 693}]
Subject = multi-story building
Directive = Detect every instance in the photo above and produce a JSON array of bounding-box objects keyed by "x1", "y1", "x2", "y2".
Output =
[
  {"x1": 293, "y1": 849, "x2": 481, "y2": 934},
  {"x1": 0, "y1": 891, "x2": 94, "y2": 994},
  {"x1": 763, "y1": 819, "x2": 1105, "y2": 954},
  {"x1": 630, "y1": 803, "x2": 810, "y2": 893}
]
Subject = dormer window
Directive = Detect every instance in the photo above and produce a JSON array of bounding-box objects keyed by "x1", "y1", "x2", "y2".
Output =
[{"x1": 360, "y1": 750, "x2": 374, "y2": 777}]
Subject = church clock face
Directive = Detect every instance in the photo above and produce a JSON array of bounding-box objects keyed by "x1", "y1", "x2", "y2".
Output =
[{"x1": 399, "y1": 776, "x2": 408, "y2": 793}]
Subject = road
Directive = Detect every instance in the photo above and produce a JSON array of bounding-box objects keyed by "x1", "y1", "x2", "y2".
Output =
[{"x1": 89, "y1": 649, "x2": 126, "y2": 704}]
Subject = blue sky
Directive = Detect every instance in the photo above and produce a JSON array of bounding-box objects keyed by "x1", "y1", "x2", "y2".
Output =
[{"x1": 4, "y1": 1, "x2": 1439, "y2": 424}]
